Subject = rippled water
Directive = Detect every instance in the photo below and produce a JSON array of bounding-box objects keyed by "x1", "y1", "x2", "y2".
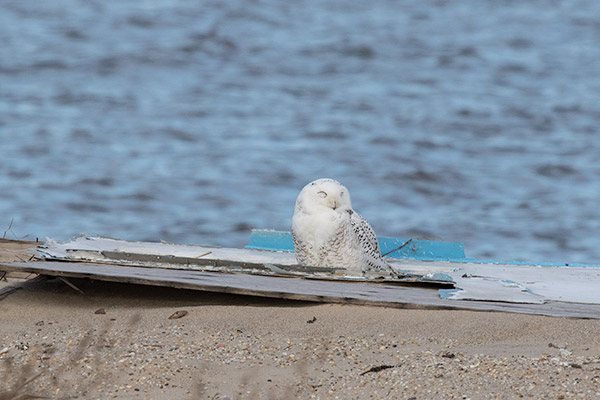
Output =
[{"x1": 1, "y1": 0, "x2": 599, "y2": 264}]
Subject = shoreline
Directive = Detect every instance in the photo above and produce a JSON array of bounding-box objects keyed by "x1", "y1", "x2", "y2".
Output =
[{"x1": 1, "y1": 241, "x2": 599, "y2": 399}]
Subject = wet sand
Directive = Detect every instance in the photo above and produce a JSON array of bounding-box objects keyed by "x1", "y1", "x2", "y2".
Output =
[{"x1": 1, "y1": 241, "x2": 599, "y2": 399}]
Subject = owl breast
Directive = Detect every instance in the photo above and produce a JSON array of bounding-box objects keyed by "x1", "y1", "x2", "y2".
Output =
[{"x1": 292, "y1": 210, "x2": 365, "y2": 272}]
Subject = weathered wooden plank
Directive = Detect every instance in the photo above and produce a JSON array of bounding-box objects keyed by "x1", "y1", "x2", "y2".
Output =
[
  {"x1": 96, "y1": 250, "x2": 341, "y2": 275},
  {"x1": 1, "y1": 261, "x2": 599, "y2": 319},
  {"x1": 38, "y1": 236, "x2": 600, "y2": 305},
  {"x1": 39, "y1": 237, "x2": 299, "y2": 265},
  {"x1": 37, "y1": 239, "x2": 446, "y2": 284}
]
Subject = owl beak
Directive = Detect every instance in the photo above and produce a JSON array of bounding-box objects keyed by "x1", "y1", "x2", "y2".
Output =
[{"x1": 332, "y1": 200, "x2": 338, "y2": 210}]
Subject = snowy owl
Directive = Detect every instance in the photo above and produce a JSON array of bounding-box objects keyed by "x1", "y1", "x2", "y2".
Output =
[{"x1": 292, "y1": 178, "x2": 396, "y2": 276}]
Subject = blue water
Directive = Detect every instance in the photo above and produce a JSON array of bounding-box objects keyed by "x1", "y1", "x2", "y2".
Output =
[{"x1": 1, "y1": 0, "x2": 599, "y2": 264}]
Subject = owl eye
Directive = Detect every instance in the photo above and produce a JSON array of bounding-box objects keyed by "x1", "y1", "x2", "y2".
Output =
[{"x1": 317, "y1": 191, "x2": 327, "y2": 198}]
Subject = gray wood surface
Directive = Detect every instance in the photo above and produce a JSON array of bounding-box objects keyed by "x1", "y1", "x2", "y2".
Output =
[{"x1": 1, "y1": 261, "x2": 599, "y2": 319}]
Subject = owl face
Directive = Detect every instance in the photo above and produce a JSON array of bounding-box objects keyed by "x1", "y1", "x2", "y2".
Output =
[{"x1": 296, "y1": 178, "x2": 352, "y2": 213}]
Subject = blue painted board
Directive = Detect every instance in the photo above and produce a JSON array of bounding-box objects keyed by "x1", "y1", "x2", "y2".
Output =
[
  {"x1": 378, "y1": 237, "x2": 466, "y2": 260},
  {"x1": 246, "y1": 230, "x2": 467, "y2": 261},
  {"x1": 246, "y1": 230, "x2": 295, "y2": 252}
]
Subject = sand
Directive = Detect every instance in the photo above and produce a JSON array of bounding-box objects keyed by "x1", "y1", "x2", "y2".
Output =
[{"x1": 1, "y1": 240, "x2": 599, "y2": 399}]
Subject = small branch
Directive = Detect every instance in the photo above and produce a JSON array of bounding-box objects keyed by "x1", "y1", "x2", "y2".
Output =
[
  {"x1": 3, "y1": 218, "x2": 14, "y2": 239},
  {"x1": 23, "y1": 371, "x2": 44, "y2": 386},
  {"x1": 360, "y1": 364, "x2": 399, "y2": 375},
  {"x1": 381, "y1": 239, "x2": 413, "y2": 257},
  {"x1": 59, "y1": 277, "x2": 85, "y2": 295},
  {"x1": 11, "y1": 252, "x2": 32, "y2": 262},
  {"x1": 13, "y1": 391, "x2": 51, "y2": 400}
]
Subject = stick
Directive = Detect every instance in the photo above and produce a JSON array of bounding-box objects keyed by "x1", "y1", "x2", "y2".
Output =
[
  {"x1": 3, "y1": 218, "x2": 14, "y2": 239},
  {"x1": 381, "y1": 239, "x2": 413, "y2": 257},
  {"x1": 58, "y1": 277, "x2": 85, "y2": 295}
]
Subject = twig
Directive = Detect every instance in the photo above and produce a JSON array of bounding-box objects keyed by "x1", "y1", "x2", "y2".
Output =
[
  {"x1": 1, "y1": 249, "x2": 36, "y2": 263},
  {"x1": 23, "y1": 372, "x2": 44, "y2": 387},
  {"x1": 381, "y1": 239, "x2": 413, "y2": 257},
  {"x1": 12, "y1": 253, "x2": 30, "y2": 263},
  {"x1": 195, "y1": 251, "x2": 212, "y2": 258},
  {"x1": 3, "y1": 218, "x2": 14, "y2": 239},
  {"x1": 360, "y1": 364, "x2": 399, "y2": 375},
  {"x1": 12, "y1": 392, "x2": 50, "y2": 400},
  {"x1": 58, "y1": 277, "x2": 85, "y2": 295}
]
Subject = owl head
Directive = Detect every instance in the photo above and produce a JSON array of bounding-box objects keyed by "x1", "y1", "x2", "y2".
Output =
[{"x1": 295, "y1": 178, "x2": 352, "y2": 213}]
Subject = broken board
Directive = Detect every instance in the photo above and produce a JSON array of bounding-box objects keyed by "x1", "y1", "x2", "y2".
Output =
[
  {"x1": 1, "y1": 260, "x2": 599, "y2": 319},
  {"x1": 1, "y1": 231, "x2": 599, "y2": 318},
  {"x1": 36, "y1": 232, "x2": 600, "y2": 305}
]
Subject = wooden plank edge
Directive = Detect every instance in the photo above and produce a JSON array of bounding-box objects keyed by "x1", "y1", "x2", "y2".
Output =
[
  {"x1": 35, "y1": 254, "x2": 451, "y2": 286},
  {"x1": 1, "y1": 262, "x2": 465, "y2": 312},
  {"x1": 1, "y1": 262, "x2": 599, "y2": 319}
]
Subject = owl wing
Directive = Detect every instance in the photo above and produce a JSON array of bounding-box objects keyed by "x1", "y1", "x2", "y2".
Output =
[
  {"x1": 348, "y1": 210, "x2": 395, "y2": 274},
  {"x1": 292, "y1": 229, "x2": 311, "y2": 265}
]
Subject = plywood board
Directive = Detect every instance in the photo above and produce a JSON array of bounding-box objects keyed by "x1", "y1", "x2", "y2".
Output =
[
  {"x1": 37, "y1": 236, "x2": 600, "y2": 305},
  {"x1": 1, "y1": 261, "x2": 599, "y2": 319}
]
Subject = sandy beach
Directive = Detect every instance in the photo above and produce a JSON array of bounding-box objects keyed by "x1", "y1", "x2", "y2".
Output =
[{"x1": 1, "y1": 240, "x2": 599, "y2": 399}]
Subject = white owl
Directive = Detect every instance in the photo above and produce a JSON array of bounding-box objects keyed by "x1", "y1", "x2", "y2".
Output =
[{"x1": 292, "y1": 178, "x2": 396, "y2": 276}]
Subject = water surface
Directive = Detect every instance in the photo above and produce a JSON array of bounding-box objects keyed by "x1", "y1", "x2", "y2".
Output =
[{"x1": 1, "y1": 0, "x2": 599, "y2": 264}]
